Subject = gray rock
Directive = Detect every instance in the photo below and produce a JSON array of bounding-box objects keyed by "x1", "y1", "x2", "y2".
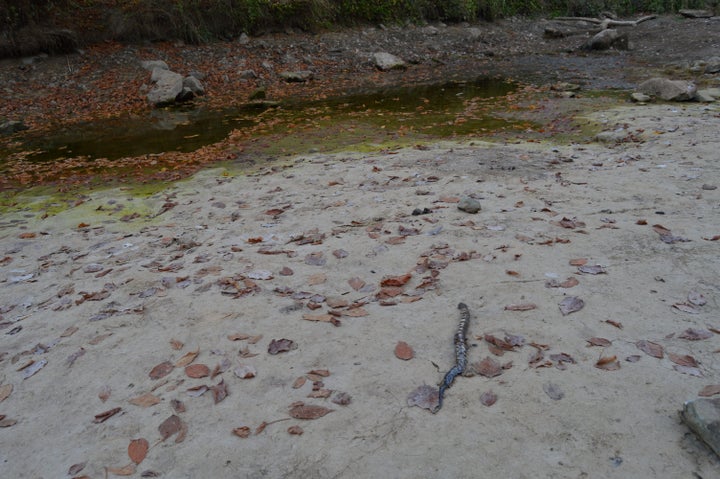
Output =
[
  {"x1": 175, "y1": 87, "x2": 194, "y2": 102},
  {"x1": 238, "y1": 69, "x2": 258, "y2": 80},
  {"x1": 467, "y1": 27, "x2": 483, "y2": 41},
  {"x1": 458, "y1": 196, "x2": 482, "y2": 214},
  {"x1": 147, "y1": 69, "x2": 184, "y2": 106},
  {"x1": 237, "y1": 33, "x2": 250, "y2": 45},
  {"x1": 372, "y1": 52, "x2": 406, "y2": 71},
  {"x1": 695, "y1": 90, "x2": 717, "y2": 102},
  {"x1": 631, "y1": 92, "x2": 651, "y2": 102},
  {"x1": 595, "y1": 129, "x2": 628, "y2": 143},
  {"x1": 679, "y1": 9, "x2": 713, "y2": 18},
  {"x1": 279, "y1": 71, "x2": 314, "y2": 82},
  {"x1": 183, "y1": 75, "x2": 205, "y2": 95},
  {"x1": 0, "y1": 120, "x2": 28, "y2": 136},
  {"x1": 583, "y1": 29, "x2": 628, "y2": 51},
  {"x1": 422, "y1": 26, "x2": 439, "y2": 36},
  {"x1": 705, "y1": 57, "x2": 720, "y2": 74},
  {"x1": 637, "y1": 78, "x2": 697, "y2": 101},
  {"x1": 682, "y1": 397, "x2": 720, "y2": 457},
  {"x1": 141, "y1": 60, "x2": 169, "y2": 72},
  {"x1": 249, "y1": 87, "x2": 266, "y2": 100}
]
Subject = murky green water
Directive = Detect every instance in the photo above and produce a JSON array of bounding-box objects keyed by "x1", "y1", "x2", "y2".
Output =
[{"x1": 7, "y1": 78, "x2": 520, "y2": 164}]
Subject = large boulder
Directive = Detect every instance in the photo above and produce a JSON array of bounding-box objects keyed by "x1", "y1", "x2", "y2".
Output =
[
  {"x1": 147, "y1": 69, "x2": 184, "y2": 106},
  {"x1": 372, "y1": 52, "x2": 406, "y2": 71},
  {"x1": 140, "y1": 60, "x2": 169, "y2": 72},
  {"x1": 637, "y1": 78, "x2": 697, "y2": 101},
  {"x1": 682, "y1": 398, "x2": 720, "y2": 457},
  {"x1": 583, "y1": 29, "x2": 629, "y2": 50}
]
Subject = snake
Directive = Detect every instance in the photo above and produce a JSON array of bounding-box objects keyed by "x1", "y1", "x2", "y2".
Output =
[{"x1": 434, "y1": 302, "x2": 470, "y2": 412}]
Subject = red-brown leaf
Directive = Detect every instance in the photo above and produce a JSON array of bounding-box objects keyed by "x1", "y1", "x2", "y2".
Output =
[
  {"x1": 128, "y1": 393, "x2": 161, "y2": 408},
  {"x1": 93, "y1": 407, "x2": 121, "y2": 423},
  {"x1": 668, "y1": 353, "x2": 698, "y2": 367},
  {"x1": 699, "y1": 385, "x2": 720, "y2": 397},
  {"x1": 185, "y1": 364, "x2": 210, "y2": 378},
  {"x1": 586, "y1": 337, "x2": 612, "y2": 347},
  {"x1": 381, "y1": 273, "x2": 412, "y2": 287},
  {"x1": 504, "y1": 303, "x2": 537, "y2": 311},
  {"x1": 636, "y1": 340, "x2": 664, "y2": 359},
  {"x1": 158, "y1": 415, "x2": 182, "y2": 441},
  {"x1": 473, "y1": 357, "x2": 503, "y2": 378},
  {"x1": 479, "y1": 390, "x2": 498, "y2": 406},
  {"x1": 128, "y1": 438, "x2": 149, "y2": 464},
  {"x1": 595, "y1": 355, "x2": 621, "y2": 371},
  {"x1": 288, "y1": 404, "x2": 333, "y2": 419},
  {"x1": 394, "y1": 341, "x2": 414, "y2": 360},
  {"x1": 149, "y1": 361, "x2": 174, "y2": 380},
  {"x1": 210, "y1": 379, "x2": 228, "y2": 404}
]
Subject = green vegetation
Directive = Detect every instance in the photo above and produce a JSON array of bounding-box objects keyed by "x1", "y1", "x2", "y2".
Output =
[{"x1": 0, "y1": 0, "x2": 712, "y2": 56}]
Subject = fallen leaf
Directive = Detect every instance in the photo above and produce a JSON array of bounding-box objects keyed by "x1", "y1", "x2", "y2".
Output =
[
  {"x1": 149, "y1": 361, "x2": 174, "y2": 380},
  {"x1": 185, "y1": 364, "x2": 210, "y2": 378},
  {"x1": 0, "y1": 418, "x2": 17, "y2": 427},
  {"x1": 68, "y1": 462, "x2": 86, "y2": 475},
  {"x1": 308, "y1": 369, "x2": 330, "y2": 377},
  {"x1": 381, "y1": 273, "x2": 412, "y2": 287},
  {"x1": 227, "y1": 333, "x2": 251, "y2": 341},
  {"x1": 625, "y1": 355, "x2": 642, "y2": 363},
  {"x1": 288, "y1": 425, "x2": 304, "y2": 435},
  {"x1": 93, "y1": 407, "x2": 122, "y2": 423},
  {"x1": 22, "y1": 358, "x2": 47, "y2": 379},
  {"x1": 504, "y1": 303, "x2": 537, "y2": 311},
  {"x1": 348, "y1": 277, "x2": 365, "y2": 291},
  {"x1": 679, "y1": 328, "x2": 713, "y2": 341},
  {"x1": 0, "y1": 384, "x2": 13, "y2": 402},
  {"x1": 394, "y1": 341, "x2": 414, "y2": 360},
  {"x1": 268, "y1": 338, "x2": 297, "y2": 354},
  {"x1": 210, "y1": 379, "x2": 228, "y2": 404},
  {"x1": 158, "y1": 415, "x2": 182, "y2": 441},
  {"x1": 559, "y1": 296, "x2": 584, "y2": 316},
  {"x1": 292, "y1": 377, "x2": 306, "y2": 389},
  {"x1": 699, "y1": 385, "x2": 720, "y2": 397},
  {"x1": 480, "y1": 390, "x2": 497, "y2": 406},
  {"x1": 473, "y1": 357, "x2": 503, "y2": 378},
  {"x1": 106, "y1": 463, "x2": 136, "y2": 476},
  {"x1": 234, "y1": 364, "x2": 257, "y2": 379},
  {"x1": 175, "y1": 349, "x2": 199, "y2": 367},
  {"x1": 302, "y1": 313, "x2": 340, "y2": 326},
  {"x1": 304, "y1": 252, "x2": 326, "y2": 266},
  {"x1": 674, "y1": 365, "x2": 703, "y2": 377},
  {"x1": 288, "y1": 404, "x2": 334, "y2": 419},
  {"x1": 586, "y1": 337, "x2": 612, "y2": 347},
  {"x1": 18, "y1": 232, "x2": 37, "y2": 239},
  {"x1": 186, "y1": 385, "x2": 208, "y2": 397},
  {"x1": 595, "y1": 355, "x2": 621, "y2": 371},
  {"x1": 652, "y1": 224, "x2": 672, "y2": 236},
  {"x1": 307, "y1": 273, "x2": 326, "y2": 285},
  {"x1": 332, "y1": 392, "x2": 352, "y2": 406},
  {"x1": 484, "y1": 334, "x2": 516, "y2": 352},
  {"x1": 550, "y1": 352, "x2": 576, "y2": 369},
  {"x1": 636, "y1": 340, "x2": 664, "y2": 359},
  {"x1": 169, "y1": 339, "x2": 184, "y2": 350},
  {"x1": 232, "y1": 426, "x2": 251, "y2": 438},
  {"x1": 128, "y1": 438, "x2": 149, "y2": 465},
  {"x1": 569, "y1": 258, "x2": 588, "y2": 266},
  {"x1": 543, "y1": 382, "x2": 564, "y2": 400},
  {"x1": 669, "y1": 353, "x2": 698, "y2": 367},
  {"x1": 60, "y1": 326, "x2": 79, "y2": 337},
  {"x1": 672, "y1": 303, "x2": 700, "y2": 314},
  {"x1": 578, "y1": 264, "x2": 606, "y2": 275},
  {"x1": 407, "y1": 385, "x2": 439, "y2": 412},
  {"x1": 129, "y1": 393, "x2": 161, "y2": 407},
  {"x1": 605, "y1": 319, "x2": 623, "y2": 329},
  {"x1": 171, "y1": 399, "x2": 186, "y2": 413}
]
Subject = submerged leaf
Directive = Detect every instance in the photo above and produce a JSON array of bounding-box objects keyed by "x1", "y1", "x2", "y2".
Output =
[
  {"x1": 473, "y1": 357, "x2": 503, "y2": 378},
  {"x1": 595, "y1": 355, "x2": 620, "y2": 371},
  {"x1": 559, "y1": 296, "x2": 584, "y2": 316},
  {"x1": 394, "y1": 341, "x2": 414, "y2": 360},
  {"x1": 699, "y1": 385, "x2": 720, "y2": 397},
  {"x1": 679, "y1": 328, "x2": 712, "y2": 341},
  {"x1": 288, "y1": 404, "x2": 334, "y2": 419},
  {"x1": 636, "y1": 340, "x2": 664, "y2": 359},
  {"x1": 268, "y1": 338, "x2": 297, "y2": 354},
  {"x1": 543, "y1": 382, "x2": 564, "y2": 400},
  {"x1": 479, "y1": 390, "x2": 498, "y2": 406},
  {"x1": 149, "y1": 361, "x2": 174, "y2": 380},
  {"x1": 158, "y1": 415, "x2": 182, "y2": 441},
  {"x1": 407, "y1": 385, "x2": 439, "y2": 412},
  {"x1": 128, "y1": 438, "x2": 149, "y2": 465}
]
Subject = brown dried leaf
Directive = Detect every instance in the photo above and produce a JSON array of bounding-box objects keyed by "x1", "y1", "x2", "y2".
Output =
[
  {"x1": 0, "y1": 418, "x2": 17, "y2": 427},
  {"x1": 699, "y1": 385, "x2": 720, "y2": 397},
  {"x1": 129, "y1": 393, "x2": 161, "y2": 408},
  {"x1": 302, "y1": 313, "x2": 340, "y2": 326},
  {"x1": 288, "y1": 425, "x2": 304, "y2": 435},
  {"x1": 559, "y1": 296, "x2": 584, "y2": 315},
  {"x1": 158, "y1": 415, "x2": 182, "y2": 441},
  {"x1": 605, "y1": 319, "x2": 623, "y2": 329},
  {"x1": 288, "y1": 404, "x2": 334, "y2": 420},
  {"x1": 232, "y1": 426, "x2": 251, "y2": 438},
  {"x1": 292, "y1": 377, "x2": 307, "y2": 389},
  {"x1": 569, "y1": 258, "x2": 588, "y2": 266},
  {"x1": 210, "y1": 379, "x2": 228, "y2": 404},
  {"x1": 586, "y1": 337, "x2": 612, "y2": 347},
  {"x1": 268, "y1": 338, "x2": 297, "y2": 354},
  {"x1": 332, "y1": 392, "x2": 352, "y2": 406},
  {"x1": 484, "y1": 334, "x2": 516, "y2": 351},
  {"x1": 98, "y1": 385, "x2": 111, "y2": 402},
  {"x1": 185, "y1": 364, "x2": 210, "y2": 378},
  {"x1": 407, "y1": 385, "x2": 440, "y2": 412},
  {"x1": 234, "y1": 364, "x2": 256, "y2": 379},
  {"x1": 559, "y1": 277, "x2": 579, "y2": 288},
  {"x1": 479, "y1": 390, "x2": 498, "y2": 406},
  {"x1": 68, "y1": 462, "x2": 86, "y2": 475},
  {"x1": 669, "y1": 353, "x2": 699, "y2": 368},
  {"x1": 106, "y1": 464, "x2": 136, "y2": 476},
  {"x1": 394, "y1": 341, "x2": 414, "y2": 360},
  {"x1": 171, "y1": 399, "x2": 186, "y2": 413},
  {"x1": 504, "y1": 303, "x2": 537, "y2": 311},
  {"x1": 149, "y1": 361, "x2": 174, "y2": 380},
  {"x1": 169, "y1": 339, "x2": 184, "y2": 350},
  {"x1": 652, "y1": 224, "x2": 672, "y2": 236},
  {"x1": 679, "y1": 328, "x2": 713, "y2": 341},
  {"x1": 473, "y1": 356, "x2": 503, "y2": 378},
  {"x1": 348, "y1": 277, "x2": 365, "y2": 291},
  {"x1": 175, "y1": 348, "x2": 199, "y2": 367},
  {"x1": 227, "y1": 333, "x2": 250, "y2": 341},
  {"x1": 381, "y1": 273, "x2": 412, "y2": 287},
  {"x1": 307, "y1": 389, "x2": 332, "y2": 398},
  {"x1": 343, "y1": 307, "x2": 368, "y2": 317},
  {"x1": 595, "y1": 355, "x2": 621, "y2": 371},
  {"x1": 60, "y1": 326, "x2": 79, "y2": 337},
  {"x1": 93, "y1": 407, "x2": 122, "y2": 423},
  {"x1": 673, "y1": 302, "x2": 700, "y2": 314},
  {"x1": 636, "y1": 340, "x2": 664, "y2": 359},
  {"x1": 308, "y1": 369, "x2": 330, "y2": 377},
  {"x1": 308, "y1": 273, "x2": 327, "y2": 285},
  {"x1": 0, "y1": 384, "x2": 13, "y2": 403},
  {"x1": 128, "y1": 438, "x2": 149, "y2": 465}
]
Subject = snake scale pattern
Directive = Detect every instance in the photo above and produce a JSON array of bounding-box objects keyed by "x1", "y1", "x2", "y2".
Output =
[{"x1": 435, "y1": 302, "x2": 470, "y2": 412}]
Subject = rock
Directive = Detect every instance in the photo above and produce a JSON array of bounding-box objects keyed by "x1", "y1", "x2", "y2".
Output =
[
  {"x1": 21, "y1": 53, "x2": 49, "y2": 66},
  {"x1": 147, "y1": 69, "x2": 184, "y2": 106},
  {"x1": 583, "y1": 29, "x2": 628, "y2": 51},
  {"x1": 705, "y1": 57, "x2": 720, "y2": 74},
  {"x1": 467, "y1": 27, "x2": 483, "y2": 41},
  {"x1": 183, "y1": 76, "x2": 205, "y2": 95},
  {"x1": 422, "y1": 26, "x2": 439, "y2": 36},
  {"x1": 631, "y1": 92, "x2": 651, "y2": 103},
  {"x1": 279, "y1": 71, "x2": 314, "y2": 82},
  {"x1": 595, "y1": 129, "x2": 628, "y2": 143},
  {"x1": 682, "y1": 397, "x2": 720, "y2": 457},
  {"x1": 679, "y1": 9, "x2": 714, "y2": 18},
  {"x1": 237, "y1": 33, "x2": 250, "y2": 45},
  {"x1": 238, "y1": 69, "x2": 258, "y2": 80},
  {"x1": 372, "y1": 52, "x2": 406, "y2": 71},
  {"x1": 694, "y1": 90, "x2": 716, "y2": 102},
  {"x1": 176, "y1": 87, "x2": 195, "y2": 102},
  {"x1": 141, "y1": 60, "x2": 169, "y2": 72},
  {"x1": 637, "y1": 78, "x2": 697, "y2": 101},
  {"x1": 551, "y1": 82, "x2": 581, "y2": 92},
  {"x1": 458, "y1": 196, "x2": 481, "y2": 214},
  {"x1": 0, "y1": 120, "x2": 28, "y2": 136}
]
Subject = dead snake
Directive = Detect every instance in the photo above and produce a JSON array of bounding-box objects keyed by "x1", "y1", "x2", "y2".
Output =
[{"x1": 435, "y1": 302, "x2": 470, "y2": 412}]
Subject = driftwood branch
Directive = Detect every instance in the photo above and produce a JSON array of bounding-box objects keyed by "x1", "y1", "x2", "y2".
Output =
[{"x1": 554, "y1": 14, "x2": 656, "y2": 30}]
